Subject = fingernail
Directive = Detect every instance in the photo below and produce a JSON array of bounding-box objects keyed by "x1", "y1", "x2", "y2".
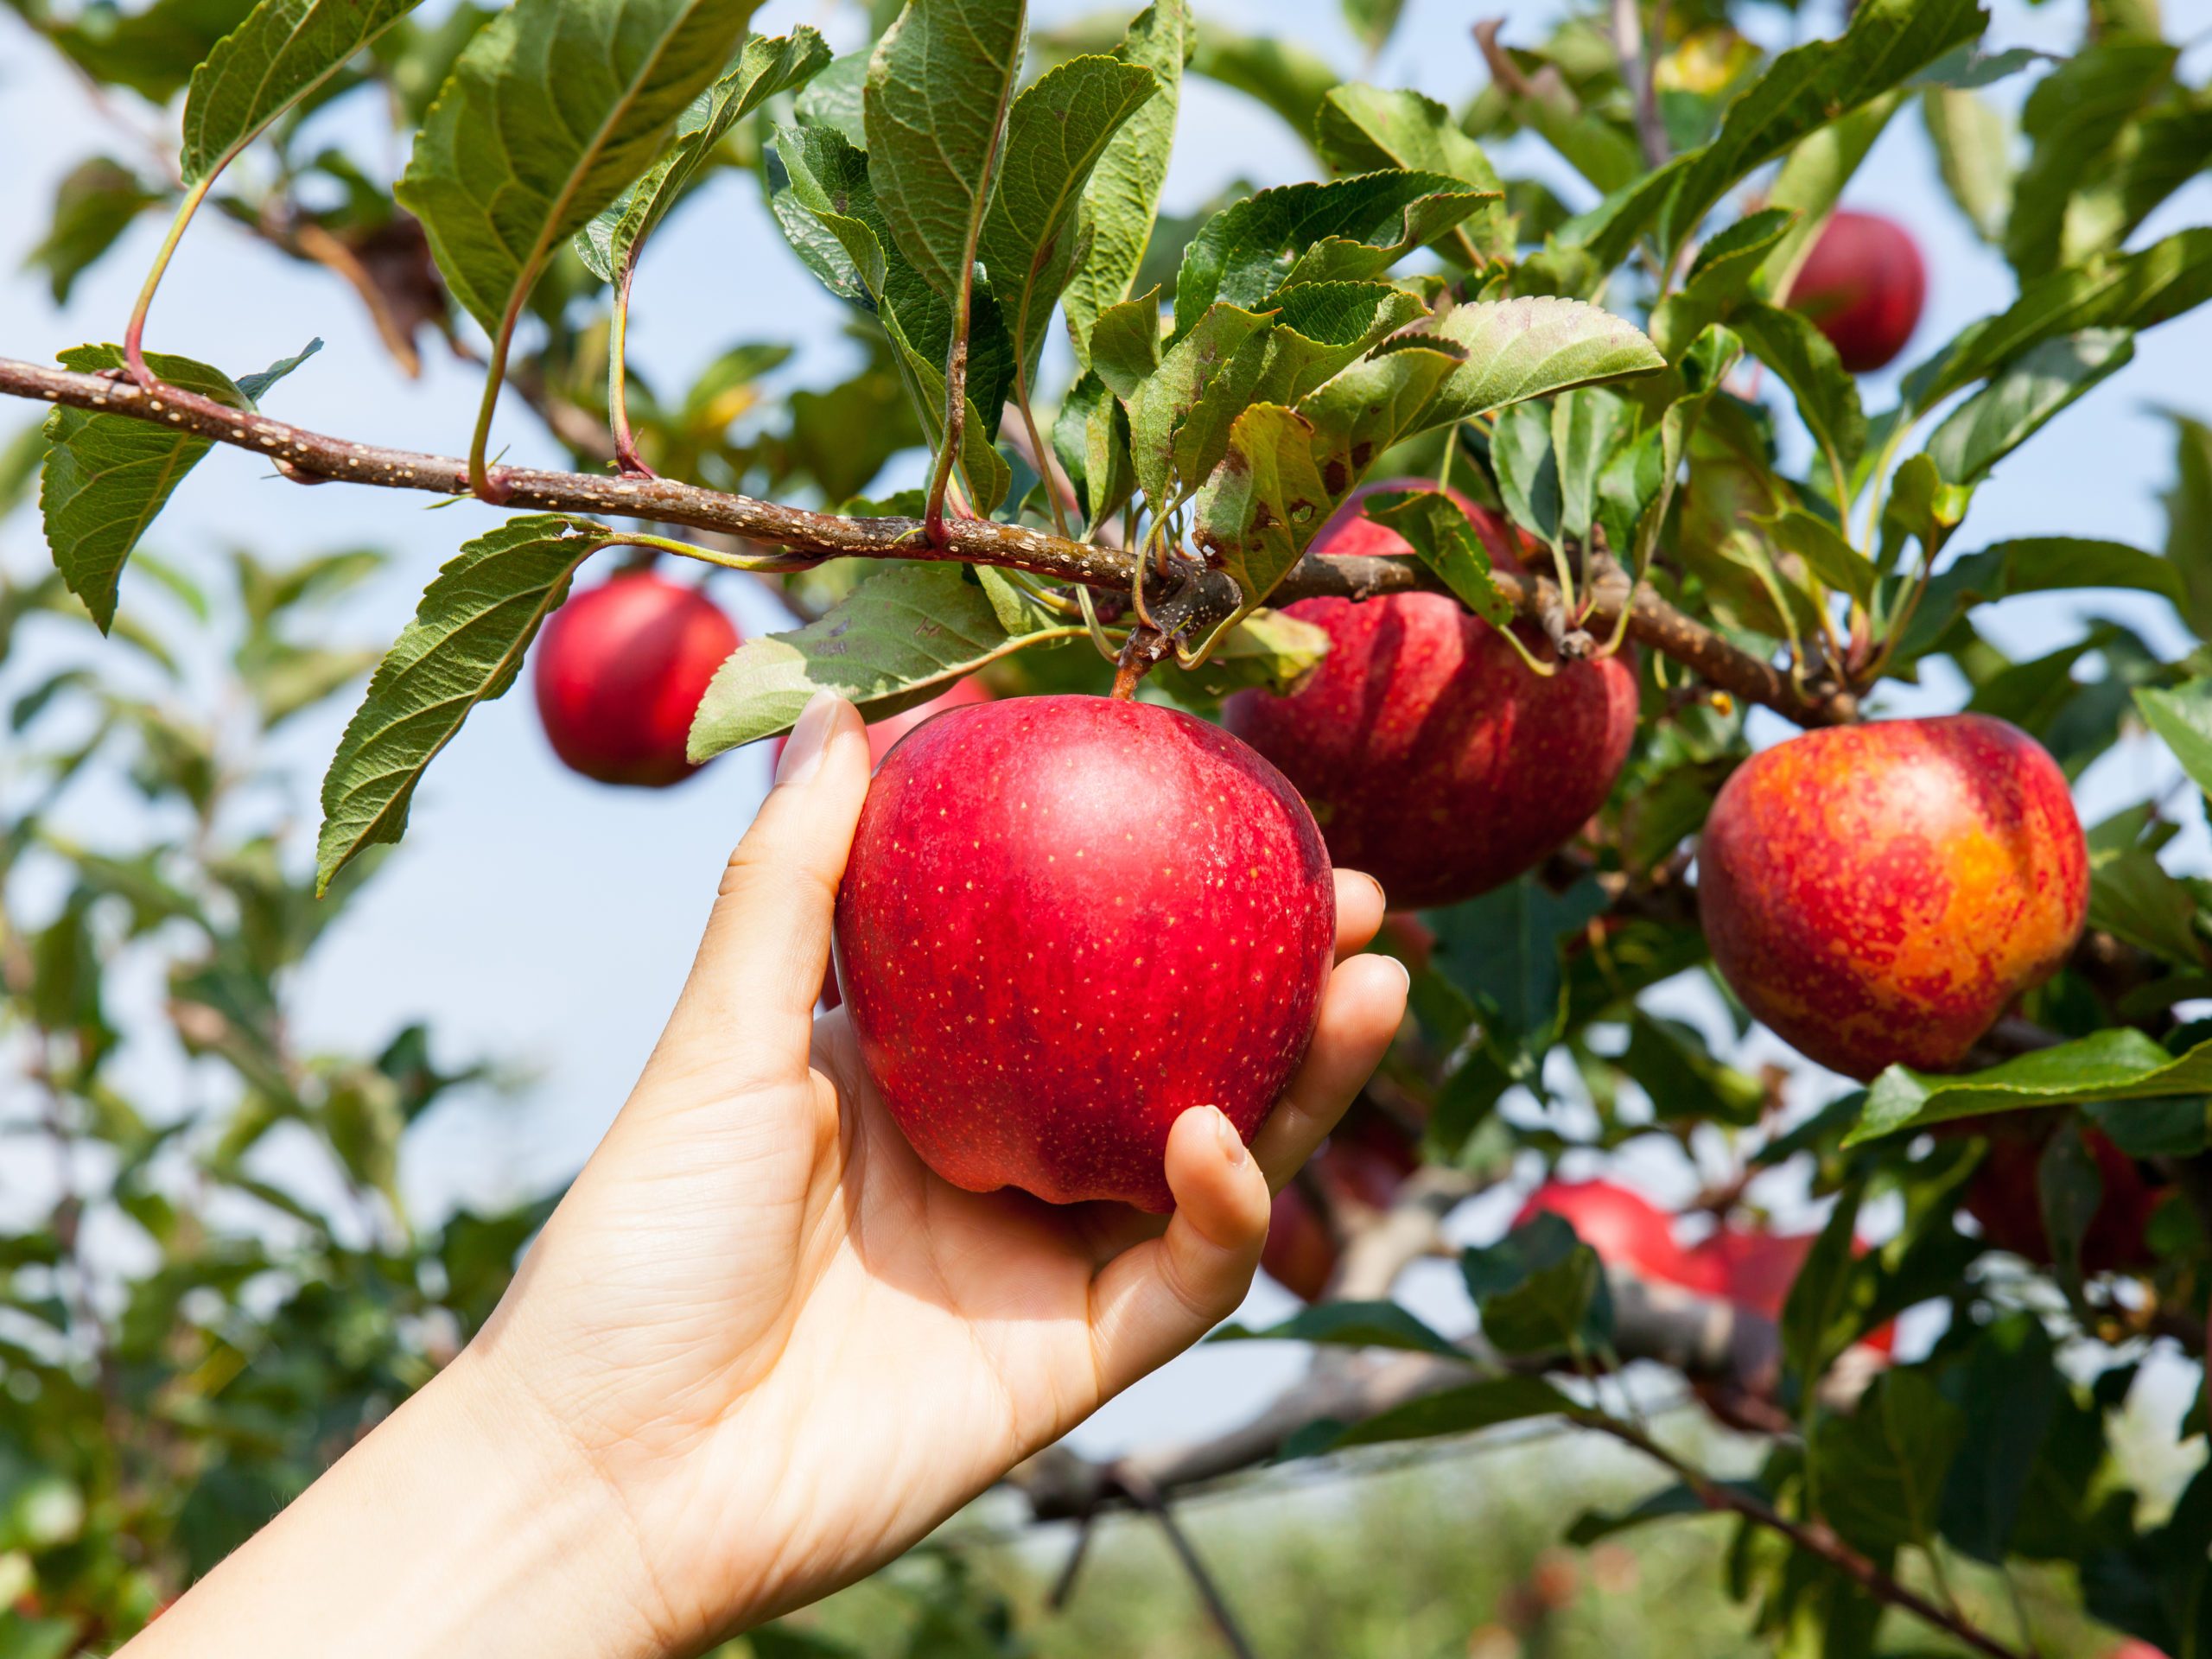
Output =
[
  {"x1": 1212, "y1": 1107, "x2": 1248, "y2": 1166},
  {"x1": 1353, "y1": 870, "x2": 1386, "y2": 910},
  {"x1": 774, "y1": 690, "x2": 841, "y2": 787},
  {"x1": 1382, "y1": 955, "x2": 1412, "y2": 996}
]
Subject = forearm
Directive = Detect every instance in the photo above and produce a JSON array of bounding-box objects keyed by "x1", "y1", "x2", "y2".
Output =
[{"x1": 123, "y1": 1347, "x2": 671, "y2": 1659}]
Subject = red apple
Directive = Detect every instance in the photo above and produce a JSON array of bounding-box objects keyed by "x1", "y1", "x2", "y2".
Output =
[
  {"x1": 1222, "y1": 482, "x2": 1639, "y2": 911},
  {"x1": 532, "y1": 571, "x2": 739, "y2": 787},
  {"x1": 1698, "y1": 715, "x2": 2088, "y2": 1081},
  {"x1": 777, "y1": 675, "x2": 993, "y2": 773},
  {"x1": 1262, "y1": 1106, "x2": 1420, "y2": 1300},
  {"x1": 1515, "y1": 1179, "x2": 1691, "y2": 1287},
  {"x1": 834, "y1": 695, "x2": 1337, "y2": 1211},
  {"x1": 1962, "y1": 1120, "x2": 2164, "y2": 1274},
  {"x1": 1789, "y1": 209, "x2": 1927, "y2": 373},
  {"x1": 1681, "y1": 1227, "x2": 1896, "y2": 1355}
]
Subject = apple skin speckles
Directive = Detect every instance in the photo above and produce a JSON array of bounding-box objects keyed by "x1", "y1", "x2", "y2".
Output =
[
  {"x1": 1697, "y1": 714, "x2": 2088, "y2": 1082},
  {"x1": 834, "y1": 694, "x2": 1337, "y2": 1211}
]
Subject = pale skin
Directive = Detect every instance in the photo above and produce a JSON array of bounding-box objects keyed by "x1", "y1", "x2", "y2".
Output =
[{"x1": 124, "y1": 690, "x2": 1409, "y2": 1659}]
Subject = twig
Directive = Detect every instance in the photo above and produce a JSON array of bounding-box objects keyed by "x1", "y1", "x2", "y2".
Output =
[
  {"x1": 0, "y1": 355, "x2": 1854, "y2": 728},
  {"x1": 1611, "y1": 0, "x2": 1670, "y2": 171},
  {"x1": 1118, "y1": 1470, "x2": 1260, "y2": 1659}
]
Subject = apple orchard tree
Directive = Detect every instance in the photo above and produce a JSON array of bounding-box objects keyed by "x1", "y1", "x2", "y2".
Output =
[{"x1": 6, "y1": 0, "x2": 2212, "y2": 1649}]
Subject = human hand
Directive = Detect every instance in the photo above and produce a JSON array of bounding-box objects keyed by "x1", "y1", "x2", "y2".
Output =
[{"x1": 132, "y1": 690, "x2": 1408, "y2": 1659}]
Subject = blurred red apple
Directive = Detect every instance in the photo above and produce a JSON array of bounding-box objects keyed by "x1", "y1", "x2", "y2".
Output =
[
  {"x1": 1699, "y1": 715, "x2": 2088, "y2": 1081},
  {"x1": 1223, "y1": 481, "x2": 1638, "y2": 910},
  {"x1": 835, "y1": 695, "x2": 1336, "y2": 1211},
  {"x1": 532, "y1": 570, "x2": 739, "y2": 787},
  {"x1": 1681, "y1": 1227, "x2": 1896, "y2": 1355},
  {"x1": 1516, "y1": 1179, "x2": 1691, "y2": 1287},
  {"x1": 1789, "y1": 209, "x2": 1926, "y2": 372},
  {"x1": 1262, "y1": 1107, "x2": 1421, "y2": 1300}
]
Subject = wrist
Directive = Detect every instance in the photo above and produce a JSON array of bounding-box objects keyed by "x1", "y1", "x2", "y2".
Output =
[{"x1": 127, "y1": 1343, "x2": 671, "y2": 1659}]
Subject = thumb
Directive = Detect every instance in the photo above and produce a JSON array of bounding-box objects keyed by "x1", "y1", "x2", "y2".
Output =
[{"x1": 648, "y1": 690, "x2": 870, "y2": 1093}]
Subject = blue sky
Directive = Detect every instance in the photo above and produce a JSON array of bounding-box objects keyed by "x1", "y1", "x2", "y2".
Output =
[{"x1": 3, "y1": 0, "x2": 2210, "y2": 1460}]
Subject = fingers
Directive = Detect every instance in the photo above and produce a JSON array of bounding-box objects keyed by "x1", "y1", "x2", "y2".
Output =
[
  {"x1": 647, "y1": 691, "x2": 871, "y2": 1094},
  {"x1": 1085, "y1": 1106, "x2": 1273, "y2": 1399},
  {"x1": 1333, "y1": 868, "x2": 1385, "y2": 961},
  {"x1": 1249, "y1": 952, "x2": 1409, "y2": 1194}
]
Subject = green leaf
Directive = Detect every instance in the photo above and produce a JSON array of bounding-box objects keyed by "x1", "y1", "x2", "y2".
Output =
[
  {"x1": 978, "y1": 54, "x2": 1158, "y2": 386},
  {"x1": 1552, "y1": 388, "x2": 1625, "y2": 546},
  {"x1": 1766, "y1": 509, "x2": 1877, "y2": 606},
  {"x1": 1847, "y1": 1027, "x2": 2212, "y2": 1145},
  {"x1": 1062, "y1": 0, "x2": 1185, "y2": 371},
  {"x1": 1325, "y1": 1375, "x2": 1574, "y2": 1451},
  {"x1": 1297, "y1": 339, "x2": 1465, "y2": 504},
  {"x1": 1581, "y1": 0, "x2": 1985, "y2": 269},
  {"x1": 1618, "y1": 1013, "x2": 1767, "y2": 1128},
  {"x1": 1923, "y1": 85, "x2": 2014, "y2": 243},
  {"x1": 1905, "y1": 226, "x2": 2212, "y2": 416},
  {"x1": 1939, "y1": 1313, "x2": 2060, "y2": 1563},
  {"x1": 316, "y1": 516, "x2": 610, "y2": 892},
  {"x1": 395, "y1": 0, "x2": 759, "y2": 336},
  {"x1": 1313, "y1": 85, "x2": 1510, "y2": 264},
  {"x1": 236, "y1": 337, "x2": 323, "y2": 401},
  {"x1": 1905, "y1": 538, "x2": 2186, "y2": 658},
  {"x1": 1086, "y1": 285, "x2": 1164, "y2": 399},
  {"x1": 1124, "y1": 302, "x2": 1274, "y2": 508},
  {"x1": 1491, "y1": 400, "x2": 1559, "y2": 550},
  {"x1": 1810, "y1": 1370, "x2": 1965, "y2": 1555},
  {"x1": 793, "y1": 48, "x2": 867, "y2": 143},
  {"x1": 689, "y1": 564, "x2": 1080, "y2": 758},
  {"x1": 2137, "y1": 680, "x2": 2212, "y2": 799},
  {"x1": 1462, "y1": 1212, "x2": 1610, "y2": 1357},
  {"x1": 1427, "y1": 874, "x2": 1607, "y2": 1046},
  {"x1": 1188, "y1": 401, "x2": 1329, "y2": 613},
  {"x1": 1648, "y1": 207, "x2": 1794, "y2": 361},
  {"x1": 1923, "y1": 329, "x2": 2135, "y2": 487},
  {"x1": 1052, "y1": 369, "x2": 1134, "y2": 526},
  {"x1": 181, "y1": 0, "x2": 421, "y2": 187},
  {"x1": 2063, "y1": 90, "x2": 2212, "y2": 269},
  {"x1": 1172, "y1": 172, "x2": 1488, "y2": 337},
  {"x1": 863, "y1": 0, "x2": 1027, "y2": 299},
  {"x1": 22, "y1": 157, "x2": 164, "y2": 305},
  {"x1": 1777, "y1": 1180, "x2": 1866, "y2": 1385},
  {"x1": 1150, "y1": 607, "x2": 1330, "y2": 700},
  {"x1": 40, "y1": 344, "x2": 253, "y2": 632},
  {"x1": 1414, "y1": 297, "x2": 1664, "y2": 434},
  {"x1": 29, "y1": 0, "x2": 257, "y2": 102},
  {"x1": 1338, "y1": 0, "x2": 1398, "y2": 57},
  {"x1": 1730, "y1": 302, "x2": 1865, "y2": 484},
  {"x1": 2161, "y1": 409, "x2": 2212, "y2": 640},
  {"x1": 1213, "y1": 1300, "x2": 1462, "y2": 1356},
  {"x1": 575, "y1": 27, "x2": 832, "y2": 283},
  {"x1": 2004, "y1": 40, "x2": 2176, "y2": 282},
  {"x1": 2089, "y1": 843, "x2": 2207, "y2": 969},
  {"x1": 1367, "y1": 490, "x2": 1514, "y2": 628}
]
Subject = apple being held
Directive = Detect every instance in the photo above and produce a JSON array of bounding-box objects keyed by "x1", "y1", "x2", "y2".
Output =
[
  {"x1": 834, "y1": 695, "x2": 1337, "y2": 1211},
  {"x1": 1262, "y1": 1105, "x2": 1421, "y2": 1301},
  {"x1": 1515, "y1": 1179, "x2": 1692, "y2": 1287},
  {"x1": 1698, "y1": 715, "x2": 2088, "y2": 1081},
  {"x1": 532, "y1": 570, "x2": 740, "y2": 787},
  {"x1": 1788, "y1": 209, "x2": 1927, "y2": 373},
  {"x1": 1223, "y1": 481, "x2": 1639, "y2": 911}
]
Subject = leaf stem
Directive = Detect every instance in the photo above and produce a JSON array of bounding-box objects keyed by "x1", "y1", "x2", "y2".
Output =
[
  {"x1": 467, "y1": 316, "x2": 518, "y2": 505},
  {"x1": 607, "y1": 256, "x2": 656, "y2": 480},
  {"x1": 925, "y1": 314, "x2": 971, "y2": 543},
  {"x1": 1012, "y1": 369, "x2": 1069, "y2": 541},
  {"x1": 124, "y1": 175, "x2": 215, "y2": 388}
]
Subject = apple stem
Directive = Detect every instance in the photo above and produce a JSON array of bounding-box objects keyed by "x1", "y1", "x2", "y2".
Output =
[{"x1": 1110, "y1": 625, "x2": 1171, "y2": 699}]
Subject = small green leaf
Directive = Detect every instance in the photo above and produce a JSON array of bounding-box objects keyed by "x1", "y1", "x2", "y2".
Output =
[
  {"x1": 1462, "y1": 1212, "x2": 1610, "y2": 1357},
  {"x1": 575, "y1": 27, "x2": 833, "y2": 283},
  {"x1": 1731, "y1": 302, "x2": 1866, "y2": 484},
  {"x1": 316, "y1": 515, "x2": 612, "y2": 893},
  {"x1": 1777, "y1": 1180, "x2": 1866, "y2": 1385},
  {"x1": 1172, "y1": 172, "x2": 1488, "y2": 336},
  {"x1": 1213, "y1": 1300, "x2": 1461, "y2": 1356},
  {"x1": 864, "y1": 0, "x2": 1028, "y2": 299},
  {"x1": 1313, "y1": 84, "x2": 1510, "y2": 263},
  {"x1": 1847, "y1": 1027, "x2": 2212, "y2": 1145},
  {"x1": 689, "y1": 565, "x2": 1081, "y2": 758},
  {"x1": 181, "y1": 0, "x2": 421, "y2": 187},
  {"x1": 1923, "y1": 329, "x2": 2136, "y2": 486},
  {"x1": 1766, "y1": 508, "x2": 1877, "y2": 606},
  {"x1": 1086, "y1": 285, "x2": 1164, "y2": 399},
  {"x1": 1337, "y1": 0, "x2": 1399, "y2": 57},
  {"x1": 40, "y1": 344, "x2": 253, "y2": 632},
  {"x1": 396, "y1": 0, "x2": 759, "y2": 337},
  {"x1": 2137, "y1": 680, "x2": 2212, "y2": 800},
  {"x1": 1063, "y1": 0, "x2": 1186, "y2": 370},
  {"x1": 1923, "y1": 85, "x2": 2014, "y2": 243},
  {"x1": 1367, "y1": 490, "x2": 1514, "y2": 628},
  {"x1": 1325, "y1": 1375, "x2": 1574, "y2": 1451},
  {"x1": 1491, "y1": 400, "x2": 1559, "y2": 550},
  {"x1": 22, "y1": 158, "x2": 165, "y2": 305},
  {"x1": 978, "y1": 54, "x2": 1159, "y2": 385},
  {"x1": 1415, "y1": 297, "x2": 1664, "y2": 433},
  {"x1": 1810, "y1": 1370, "x2": 1966, "y2": 1555},
  {"x1": 1649, "y1": 207, "x2": 1795, "y2": 360},
  {"x1": 2004, "y1": 40, "x2": 2176, "y2": 283}
]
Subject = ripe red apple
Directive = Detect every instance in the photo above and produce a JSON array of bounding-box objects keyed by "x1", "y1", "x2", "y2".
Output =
[
  {"x1": 1515, "y1": 1179, "x2": 1690, "y2": 1287},
  {"x1": 532, "y1": 570, "x2": 740, "y2": 787},
  {"x1": 1698, "y1": 715, "x2": 2088, "y2": 1081},
  {"x1": 1262, "y1": 1106, "x2": 1420, "y2": 1300},
  {"x1": 1680, "y1": 1227, "x2": 1895, "y2": 1355},
  {"x1": 777, "y1": 675, "x2": 993, "y2": 773},
  {"x1": 1789, "y1": 209, "x2": 1926, "y2": 373},
  {"x1": 1222, "y1": 481, "x2": 1639, "y2": 911},
  {"x1": 834, "y1": 694, "x2": 1337, "y2": 1211},
  {"x1": 1962, "y1": 1120, "x2": 2164, "y2": 1274}
]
